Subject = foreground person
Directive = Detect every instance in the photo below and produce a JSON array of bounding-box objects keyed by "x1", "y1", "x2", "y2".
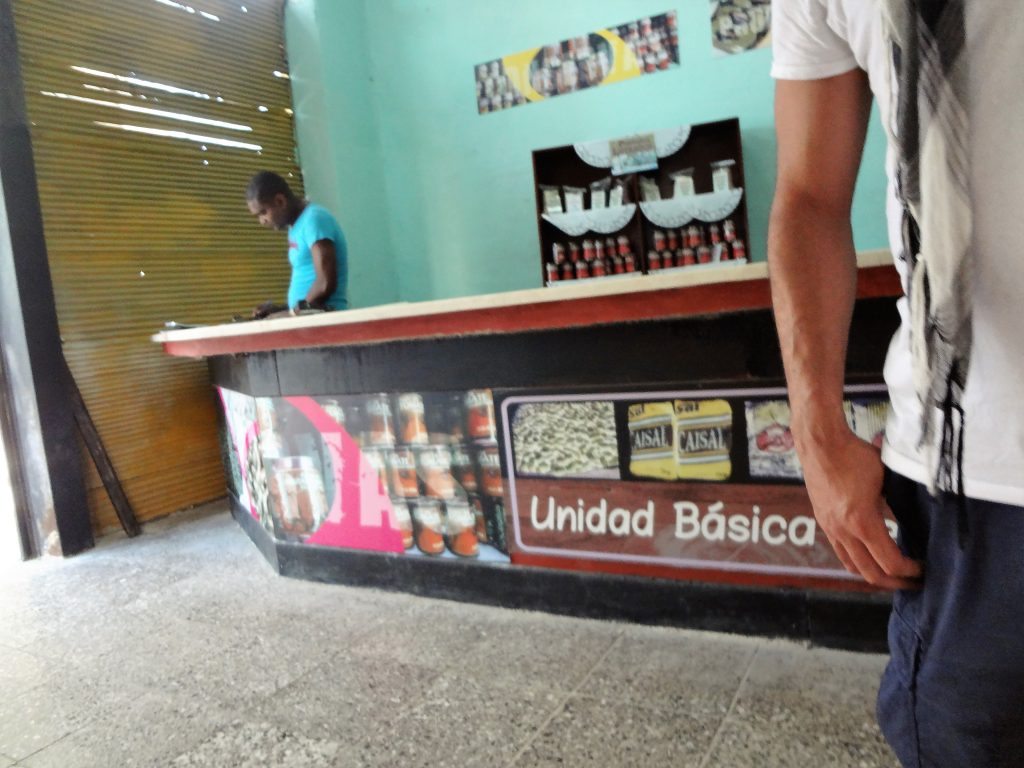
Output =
[{"x1": 769, "y1": 1, "x2": 1024, "y2": 765}]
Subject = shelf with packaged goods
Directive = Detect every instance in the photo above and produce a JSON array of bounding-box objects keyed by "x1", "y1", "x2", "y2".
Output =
[{"x1": 533, "y1": 117, "x2": 751, "y2": 283}]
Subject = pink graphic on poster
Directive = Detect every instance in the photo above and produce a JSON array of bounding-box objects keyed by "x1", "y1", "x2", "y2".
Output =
[{"x1": 286, "y1": 397, "x2": 404, "y2": 553}]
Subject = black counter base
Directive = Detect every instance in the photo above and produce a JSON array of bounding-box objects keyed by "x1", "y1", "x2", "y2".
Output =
[{"x1": 230, "y1": 497, "x2": 891, "y2": 654}]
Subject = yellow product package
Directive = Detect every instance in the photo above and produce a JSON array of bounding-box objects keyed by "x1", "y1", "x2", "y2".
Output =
[
  {"x1": 674, "y1": 399, "x2": 733, "y2": 481},
  {"x1": 628, "y1": 401, "x2": 676, "y2": 480}
]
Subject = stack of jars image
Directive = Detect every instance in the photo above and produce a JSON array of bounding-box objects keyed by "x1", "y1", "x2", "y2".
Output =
[
  {"x1": 644, "y1": 219, "x2": 747, "y2": 272},
  {"x1": 340, "y1": 390, "x2": 509, "y2": 557},
  {"x1": 257, "y1": 399, "x2": 331, "y2": 540},
  {"x1": 546, "y1": 235, "x2": 638, "y2": 283}
]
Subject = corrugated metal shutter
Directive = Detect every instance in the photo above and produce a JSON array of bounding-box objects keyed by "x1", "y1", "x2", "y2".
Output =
[{"x1": 12, "y1": 0, "x2": 301, "y2": 531}]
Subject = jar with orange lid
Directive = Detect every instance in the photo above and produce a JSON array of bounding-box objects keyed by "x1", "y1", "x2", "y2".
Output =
[
  {"x1": 416, "y1": 445, "x2": 456, "y2": 500},
  {"x1": 390, "y1": 498, "x2": 414, "y2": 550},
  {"x1": 444, "y1": 499, "x2": 479, "y2": 557},
  {"x1": 412, "y1": 499, "x2": 445, "y2": 555}
]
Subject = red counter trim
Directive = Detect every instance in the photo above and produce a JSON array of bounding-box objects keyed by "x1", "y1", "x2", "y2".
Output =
[{"x1": 162, "y1": 265, "x2": 901, "y2": 358}]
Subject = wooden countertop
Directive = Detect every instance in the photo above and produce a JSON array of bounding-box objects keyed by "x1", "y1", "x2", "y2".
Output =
[{"x1": 154, "y1": 251, "x2": 900, "y2": 358}]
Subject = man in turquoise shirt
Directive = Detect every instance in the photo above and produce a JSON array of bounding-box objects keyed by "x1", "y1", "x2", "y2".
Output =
[{"x1": 246, "y1": 171, "x2": 348, "y2": 318}]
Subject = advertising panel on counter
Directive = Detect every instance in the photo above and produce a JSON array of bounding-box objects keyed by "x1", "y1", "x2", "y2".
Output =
[
  {"x1": 498, "y1": 384, "x2": 892, "y2": 590},
  {"x1": 216, "y1": 382, "x2": 890, "y2": 591},
  {"x1": 218, "y1": 388, "x2": 509, "y2": 563}
]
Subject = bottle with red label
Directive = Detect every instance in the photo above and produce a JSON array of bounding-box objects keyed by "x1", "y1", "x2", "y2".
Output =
[
  {"x1": 582, "y1": 239, "x2": 595, "y2": 261},
  {"x1": 731, "y1": 238, "x2": 747, "y2": 261},
  {"x1": 390, "y1": 498, "x2": 415, "y2": 549},
  {"x1": 387, "y1": 448, "x2": 419, "y2": 498},
  {"x1": 477, "y1": 444, "x2": 503, "y2": 497},
  {"x1": 464, "y1": 389, "x2": 496, "y2": 442},
  {"x1": 450, "y1": 445, "x2": 478, "y2": 493},
  {"x1": 365, "y1": 395, "x2": 396, "y2": 446},
  {"x1": 412, "y1": 499, "x2": 445, "y2": 555},
  {"x1": 396, "y1": 392, "x2": 429, "y2": 445},
  {"x1": 647, "y1": 250, "x2": 662, "y2": 271},
  {"x1": 444, "y1": 499, "x2": 479, "y2": 558}
]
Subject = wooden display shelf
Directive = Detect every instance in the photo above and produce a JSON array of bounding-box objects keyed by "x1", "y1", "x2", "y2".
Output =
[{"x1": 532, "y1": 118, "x2": 750, "y2": 283}]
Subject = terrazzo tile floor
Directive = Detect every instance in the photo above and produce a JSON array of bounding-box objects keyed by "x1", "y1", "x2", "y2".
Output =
[{"x1": 0, "y1": 502, "x2": 899, "y2": 767}]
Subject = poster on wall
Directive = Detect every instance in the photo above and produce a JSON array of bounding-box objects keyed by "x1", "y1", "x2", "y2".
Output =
[
  {"x1": 498, "y1": 384, "x2": 893, "y2": 589},
  {"x1": 710, "y1": 0, "x2": 772, "y2": 56},
  {"x1": 475, "y1": 11, "x2": 680, "y2": 115},
  {"x1": 218, "y1": 387, "x2": 510, "y2": 563}
]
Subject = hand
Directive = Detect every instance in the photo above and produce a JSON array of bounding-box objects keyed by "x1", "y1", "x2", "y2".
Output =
[
  {"x1": 799, "y1": 428, "x2": 923, "y2": 590},
  {"x1": 252, "y1": 301, "x2": 279, "y2": 319}
]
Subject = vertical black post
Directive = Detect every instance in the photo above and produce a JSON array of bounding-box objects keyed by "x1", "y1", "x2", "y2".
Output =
[{"x1": 0, "y1": 0, "x2": 93, "y2": 556}]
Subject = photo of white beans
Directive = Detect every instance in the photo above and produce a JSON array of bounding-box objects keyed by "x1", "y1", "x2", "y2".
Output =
[{"x1": 511, "y1": 401, "x2": 620, "y2": 478}]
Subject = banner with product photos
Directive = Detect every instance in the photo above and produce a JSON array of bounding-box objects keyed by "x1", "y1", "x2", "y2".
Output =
[
  {"x1": 475, "y1": 11, "x2": 680, "y2": 115},
  {"x1": 497, "y1": 384, "x2": 892, "y2": 588},
  {"x1": 218, "y1": 388, "x2": 509, "y2": 564}
]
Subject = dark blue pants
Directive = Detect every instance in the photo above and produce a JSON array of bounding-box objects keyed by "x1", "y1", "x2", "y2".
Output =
[{"x1": 878, "y1": 471, "x2": 1024, "y2": 767}]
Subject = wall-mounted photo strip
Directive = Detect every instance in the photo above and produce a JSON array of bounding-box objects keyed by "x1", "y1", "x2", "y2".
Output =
[
  {"x1": 475, "y1": 11, "x2": 680, "y2": 114},
  {"x1": 710, "y1": 0, "x2": 772, "y2": 57},
  {"x1": 218, "y1": 388, "x2": 509, "y2": 563}
]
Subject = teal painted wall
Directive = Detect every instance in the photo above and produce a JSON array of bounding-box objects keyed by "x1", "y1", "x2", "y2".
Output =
[
  {"x1": 284, "y1": 0, "x2": 400, "y2": 308},
  {"x1": 286, "y1": 0, "x2": 889, "y2": 305}
]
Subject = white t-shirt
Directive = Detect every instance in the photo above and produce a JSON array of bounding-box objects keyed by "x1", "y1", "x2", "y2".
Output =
[{"x1": 772, "y1": 0, "x2": 1024, "y2": 507}]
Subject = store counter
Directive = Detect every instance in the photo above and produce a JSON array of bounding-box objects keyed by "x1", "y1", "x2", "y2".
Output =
[{"x1": 155, "y1": 252, "x2": 903, "y2": 649}]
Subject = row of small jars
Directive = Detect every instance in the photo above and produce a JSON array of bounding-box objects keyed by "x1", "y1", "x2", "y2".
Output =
[
  {"x1": 392, "y1": 492, "x2": 507, "y2": 558},
  {"x1": 647, "y1": 238, "x2": 747, "y2": 270},
  {"x1": 320, "y1": 390, "x2": 497, "y2": 448},
  {"x1": 650, "y1": 220, "x2": 740, "y2": 252},
  {"x1": 363, "y1": 442, "x2": 503, "y2": 503},
  {"x1": 546, "y1": 235, "x2": 637, "y2": 282}
]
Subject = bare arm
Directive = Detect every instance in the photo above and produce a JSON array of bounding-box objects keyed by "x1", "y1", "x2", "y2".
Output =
[
  {"x1": 304, "y1": 239, "x2": 338, "y2": 309},
  {"x1": 769, "y1": 71, "x2": 921, "y2": 589}
]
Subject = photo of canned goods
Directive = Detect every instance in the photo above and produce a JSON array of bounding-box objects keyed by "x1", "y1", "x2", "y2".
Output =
[
  {"x1": 416, "y1": 445, "x2": 456, "y2": 500},
  {"x1": 396, "y1": 392, "x2": 429, "y2": 445},
  {"x1": 390, "y1": 497, "x2": 415, "y2": 550},
  {"x1": 411, "y1": 498, "x2": 445, "y2": 556},
  {"x1": 464, "y1": 389, "x2": 496, "y2": 442},
  {"x1": 365, "y1": 394, "x2": 396, "y2": 446},
  {"x1": 387, "y1": 447, "x2": 419, "y2": 498},
  {"x1": 444, "y1": 499, "x2": 479, "y2": 558}
]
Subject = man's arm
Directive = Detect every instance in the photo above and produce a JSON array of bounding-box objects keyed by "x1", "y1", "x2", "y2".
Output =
[
  {"x1": 769, "y1": 71, "x2": 921, "y2": 590},
  {"x1": 304, "y1": 239, "x2": 338, "y2": 308},
  {"x1": 252, "y1": 300, "x2": 288, "y2": 319}
]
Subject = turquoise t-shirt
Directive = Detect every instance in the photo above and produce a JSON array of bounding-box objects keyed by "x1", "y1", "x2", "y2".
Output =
[{"x1": 287, "y1": 203, "x2": 348, "y2": 310}]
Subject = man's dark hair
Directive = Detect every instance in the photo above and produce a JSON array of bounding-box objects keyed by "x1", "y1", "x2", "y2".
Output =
[{"x1": 246, "y1": 170, "x2": 295, "y2": 203}]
